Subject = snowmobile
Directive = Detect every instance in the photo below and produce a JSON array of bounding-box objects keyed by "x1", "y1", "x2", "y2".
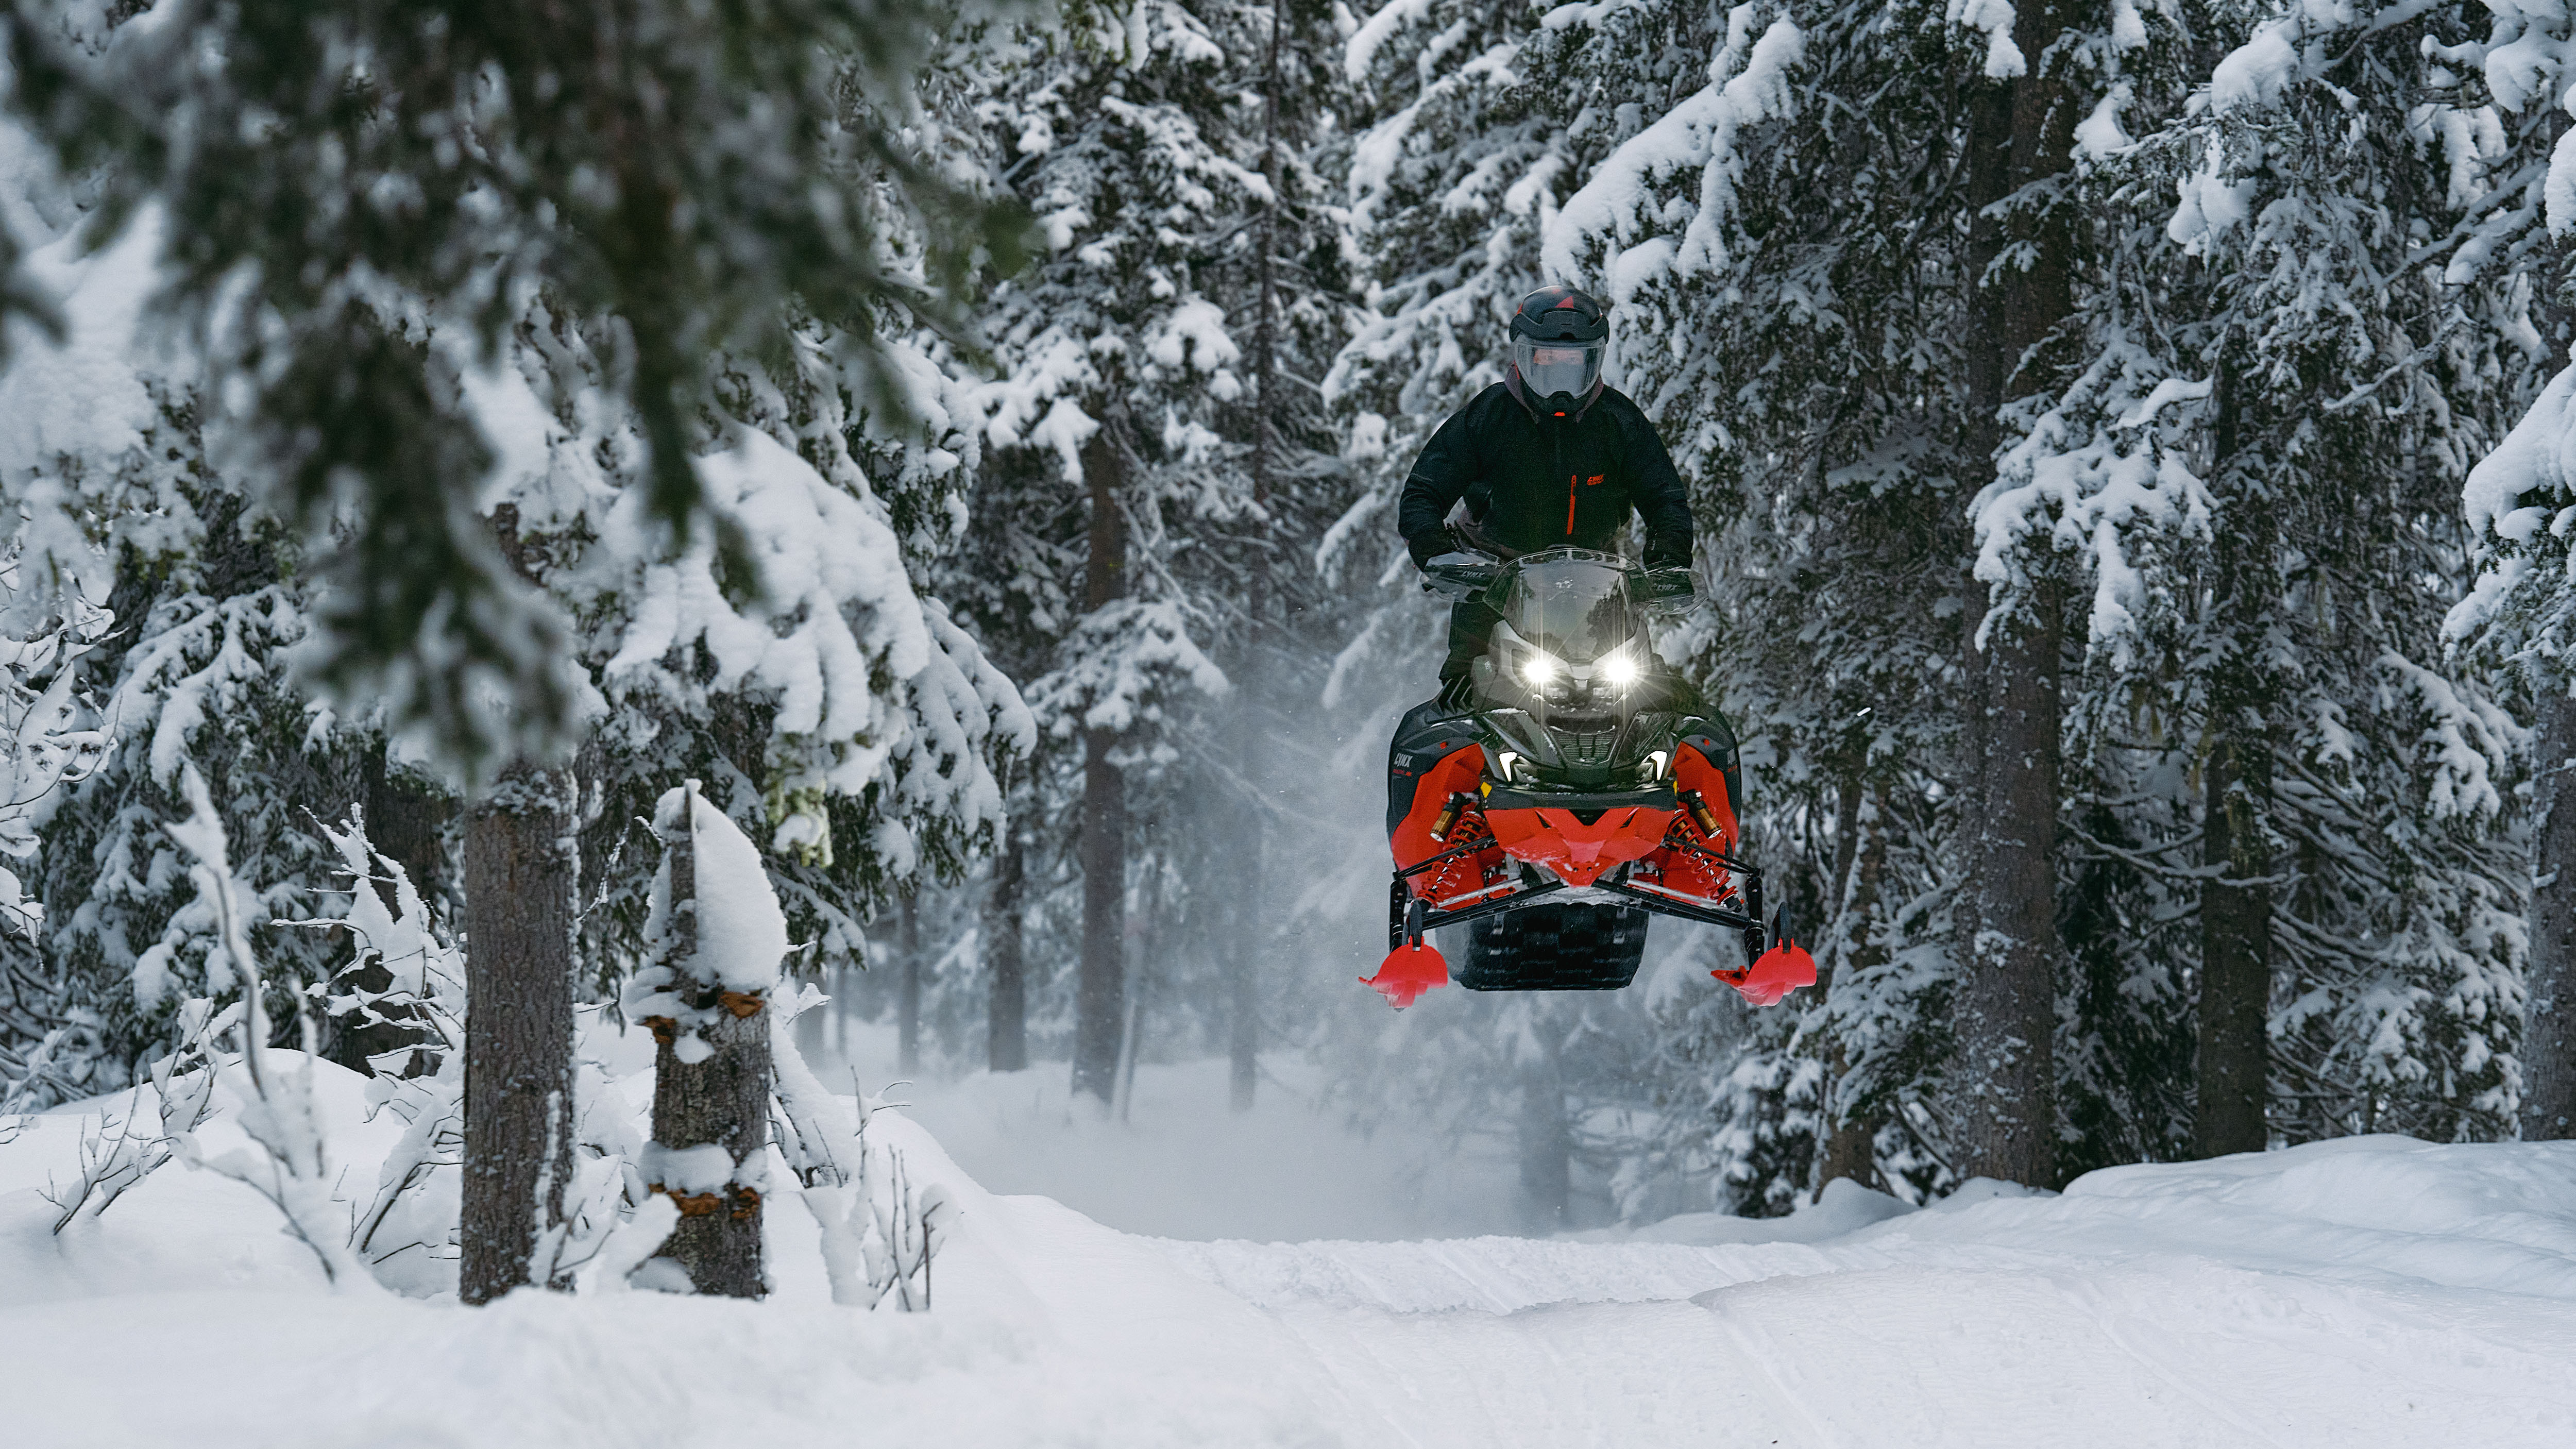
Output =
[{"x1": 1366, "y1": 547, "x2": 1816, "y2": 1009}]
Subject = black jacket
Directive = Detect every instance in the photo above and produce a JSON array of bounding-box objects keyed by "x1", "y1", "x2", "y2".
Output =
[{"x1": 1397, "y1": 382, "x2": 1691, "y2": 569}]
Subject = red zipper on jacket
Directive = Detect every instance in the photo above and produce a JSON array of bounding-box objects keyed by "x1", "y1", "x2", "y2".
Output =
[{"x1": 1566, "y1": 473, "x2": 1578, "y2": 535}]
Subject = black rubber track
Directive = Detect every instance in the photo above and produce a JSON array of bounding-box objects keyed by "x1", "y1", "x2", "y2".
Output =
[{"x1": 1458, "y1": 903, "x2": 1651, "y2": 991}]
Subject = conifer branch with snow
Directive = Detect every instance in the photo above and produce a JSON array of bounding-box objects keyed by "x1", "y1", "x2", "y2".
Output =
[{"x1": 158, "y1": 766, "x2": 379, "y2": 1290}]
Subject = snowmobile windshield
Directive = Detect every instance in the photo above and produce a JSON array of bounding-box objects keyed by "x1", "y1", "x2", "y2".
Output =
[
  {"x1": 1498, "y1": 552, "x2": 1637, "y2": 667},
  {"x1": 1511, "y1": 338, "x2": 1603, "y2": 407}
]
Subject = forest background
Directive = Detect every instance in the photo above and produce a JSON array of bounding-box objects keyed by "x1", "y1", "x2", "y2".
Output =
[{"x1": 7, "y1": 0, "x2": 2576, "y2": 1239}]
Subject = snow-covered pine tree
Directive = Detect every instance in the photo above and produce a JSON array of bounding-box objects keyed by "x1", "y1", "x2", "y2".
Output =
[
  {"x1": 2435, "y1": 1, "x2": 2576, "y2": 1141},
  {"x1": 1326, "y1": 0, "x2": 1588, "y2": 594},
  {"x1": 1316, "y1": 0, "x2": 1776, "y2": 1216},
  {"x1": 1202, "y1": 0, "x2": 1359, "y2": 1109},
  {"x1": 0, "y1": 549, "x2": 113, "y2": 1111},
  {"x1": 0, "y1": 75, "x2": 396, "y2": 1102},
  {"x1": 962, "y1": 0, "x2": 1362, "y2": 1103},
  {"x1": 1528, "y1": 0, "x2": 2002, "y2": 1204},
  {"x1": 2078, "y1": 0, "x2": 2541, "y2": 1149},
  {"x1": 2, "y1": 3, "x2": 1041, "y2": 1295},
  {"x1": 2, "y1": 0, "x2": 1034, "y2": 772}
]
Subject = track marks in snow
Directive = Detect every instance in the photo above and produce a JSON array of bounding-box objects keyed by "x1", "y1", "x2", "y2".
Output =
[
  {"x1": 1699, "y1": 1265, "x2": 2263, "y2": 1447},
  {"x1": 1157, "y1": 1233, "x2": 1837, "y2": 1314},
  {"x1": 1698, "y1": 1293, "x2": 1842, "y2": 1449},
  {"x1": 1270, "y1": 1296, "x2": 1803, "y2": 1449}
]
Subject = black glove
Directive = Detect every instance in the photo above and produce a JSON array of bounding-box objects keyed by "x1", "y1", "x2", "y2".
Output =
[
  {"x1": 1423, "y1": 550, "x2": 1497, "y2": 572},
  {"x1": 1420, "y1": 550, "x2": 1502, "y2": 601},
  {"x1": 1640, "y1": 566, "x2": 1697, "y2": 612}
]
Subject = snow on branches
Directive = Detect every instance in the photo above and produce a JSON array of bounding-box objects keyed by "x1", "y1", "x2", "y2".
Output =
[
  {"x1": 156, "y1": 766, "x2": 378, "y2": 1290},
  {"x1": 0, "y1": 565, "x2": 111, "y2": 935},
  {"x1": 1025, "y1": 601, "x2": 1231, "y2": 747},
  {"x1": 1541, "y1": 6, "x2": 1804, "y2": 301},
  {"x1": 1972, "y1": 349, "x2": 2213, "y2": 667},
  {"x1": 2, "y1": 0, "x2": 1035, "y2": 770},
  {"x1": 772, "y1": 1011, "x2": 953, "y2": 1311}
]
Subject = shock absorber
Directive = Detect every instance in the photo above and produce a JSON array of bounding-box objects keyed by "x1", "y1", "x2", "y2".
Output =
[
  {"x1": 1680, "y1": 788, "x2": 1723, "y2": 841},
  {"x1": 1429, "y1": 792, "x2": 1473, "y2": 841}
]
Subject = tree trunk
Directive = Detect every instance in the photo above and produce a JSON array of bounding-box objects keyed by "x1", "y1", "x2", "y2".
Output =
[
  {"x1": 1074, "y1": 423, "x2": 1129, "y2": 1104},
  {"x1": 643, "y1": 784, "x2": 770, "y2": 1298},
  {"x1": 1518, "y1": 1053, "x2": 1571, "y2": 1232},
  {"x1": 986, "y1": 830, "x2": 1028, "y2": 1073},
  {"x1": 2196, "y1": 348, "x2": 2274, "y2": 1158},
  {"x1": 1819, "y1": 781, "x2": 1883, "y2": 1194},
  {"x1": 1115, "y1": 956, "x2": 1147, "y2": 1122},
  {"x1": 1952, "y1": 1, "x2": 2086, "y2": 1190},
  {"x1": 2526, "y1": 688, "x2": 2576, "y2": 1137},
  {"x1": 1950, "y1": 67, "x2": 2009, "y2": 1169},
  {"x1": 1228, "y1": 842, "x2": 1261, "y2": 1113},
  {"x1": 1959, "y1": 577, "x2": 2064, "y2": 1188},
  {"x1": 897, "y1": 892, "x2": 922, "y2": 1078},
  {"x1": 2196, "y1": 740, "x2": 2272, "y2": 1155},
  {"x1": 1226, "y1": 0, "x2": 1287, "y2": 1120},
  {"x1": 458, "y1": 763, "x2": 579, "y2": 1305}
]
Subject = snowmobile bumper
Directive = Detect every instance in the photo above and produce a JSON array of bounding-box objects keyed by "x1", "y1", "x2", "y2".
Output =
[{"x1": 1376, "y1": 677, "x2": 1800, "y2": 1007}]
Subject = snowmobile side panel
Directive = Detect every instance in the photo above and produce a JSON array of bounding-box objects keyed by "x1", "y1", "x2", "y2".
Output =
[
  {"x1": 1389, "y1": 742, "x2": 1488, "y2": 860},
  {"x1": 1385, "y1": 701, "x2": 1482, "y2": 838}
]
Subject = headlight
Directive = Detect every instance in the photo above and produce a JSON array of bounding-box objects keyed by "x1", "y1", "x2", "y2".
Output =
[
  {"x1": 1520, "y1": 651, "x2": 1564, "y2": 685},
  {"x1": 1601, "y1": 647, "x2": 1641, "y2": 686}
]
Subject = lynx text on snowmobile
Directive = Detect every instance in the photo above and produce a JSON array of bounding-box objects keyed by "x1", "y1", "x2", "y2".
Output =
[{"x1": 1366, "y1": 547, "x2": 1815, "y2": 1009}]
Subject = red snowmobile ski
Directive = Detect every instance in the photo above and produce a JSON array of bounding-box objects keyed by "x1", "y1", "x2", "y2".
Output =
[{"x1": 1365, "y1": 548, "x2": 1814, "y2": 1009}]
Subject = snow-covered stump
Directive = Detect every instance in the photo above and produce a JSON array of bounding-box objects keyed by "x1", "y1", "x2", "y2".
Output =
[{"x1": 631, "y1": 782, "x2": 777, "y2": 1298}]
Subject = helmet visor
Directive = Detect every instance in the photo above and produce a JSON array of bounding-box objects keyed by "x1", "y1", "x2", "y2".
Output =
[{"x1": 1512, "y1": 338, "x2": 1603, "y2": 403}]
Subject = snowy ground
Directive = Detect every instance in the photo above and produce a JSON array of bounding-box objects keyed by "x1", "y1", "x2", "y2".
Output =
[{"x1": 7, "y1": 1041, "x2": 2576, "y2": 1447}]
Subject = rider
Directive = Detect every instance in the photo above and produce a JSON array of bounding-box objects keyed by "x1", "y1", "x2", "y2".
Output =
[{"x1": 1399, "y1": 284, "x2": 1694, "y2": 706}]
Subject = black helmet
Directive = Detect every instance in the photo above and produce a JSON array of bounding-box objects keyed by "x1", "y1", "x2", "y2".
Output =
[{"x1": 1507, "y1": 285, "x2": 1608, "y2": 417}]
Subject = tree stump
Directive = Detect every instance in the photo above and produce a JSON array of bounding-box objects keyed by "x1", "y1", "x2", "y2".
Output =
[{"x1": 643, "y1": 781, "x2": 771, "y2": 1298}]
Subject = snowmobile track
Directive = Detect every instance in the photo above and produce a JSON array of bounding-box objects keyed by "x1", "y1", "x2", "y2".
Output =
[{"x1": 1458, "y1": 902, "x2": 1650, "y2": 990}]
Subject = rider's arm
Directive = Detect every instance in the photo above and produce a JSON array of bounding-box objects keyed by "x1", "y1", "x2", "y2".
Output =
[
  {"x1": 1397, "y1": 404, "x2": 1484, "y2": 568},
  {"x1": 1619, "y1": 402, "x2": 1693, "y2": 570}
]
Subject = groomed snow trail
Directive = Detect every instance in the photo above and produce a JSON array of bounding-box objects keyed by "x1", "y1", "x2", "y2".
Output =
[
  {"x1": 8, "y1": 1062, "x2": 2576, "y2": 1447},
  {"x1": 1151, "y1": 1140, "x2": 2576, "y2": 1447}
]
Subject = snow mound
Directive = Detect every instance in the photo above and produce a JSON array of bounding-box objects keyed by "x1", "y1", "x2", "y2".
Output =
[{"x1": 6, "y1": 1054, "x2": 2576, "y2": 1447}]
